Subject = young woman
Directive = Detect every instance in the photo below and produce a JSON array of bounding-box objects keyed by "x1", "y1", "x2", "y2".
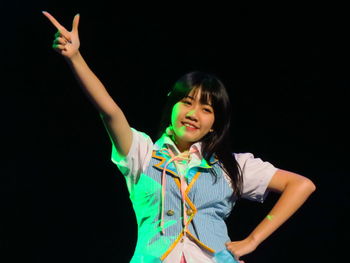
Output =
[{"x1": 42, "y1": 11, "x2": 316, "y2": 263}]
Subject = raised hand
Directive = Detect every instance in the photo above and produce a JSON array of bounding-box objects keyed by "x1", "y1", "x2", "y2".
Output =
[{"x1": 42, "y1": 11, "x2": 80, "y2": 59}]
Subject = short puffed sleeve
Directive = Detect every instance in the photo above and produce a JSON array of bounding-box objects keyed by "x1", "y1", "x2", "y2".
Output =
[{"x1": 234, "y1": 153, "x2": 278, "y2": 202}]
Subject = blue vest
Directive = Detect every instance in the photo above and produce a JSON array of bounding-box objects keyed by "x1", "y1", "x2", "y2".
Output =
[{"x1": 129, "y1": 149, "x2": 235, "y2": 262}]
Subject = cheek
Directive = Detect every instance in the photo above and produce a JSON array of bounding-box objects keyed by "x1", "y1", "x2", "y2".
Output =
[
  {"x1": 171, "y1": 104, "x2": 182, "y2": 126},
  {"x1": 204, "y1": 116, "x2": 215, "y2": 129}
]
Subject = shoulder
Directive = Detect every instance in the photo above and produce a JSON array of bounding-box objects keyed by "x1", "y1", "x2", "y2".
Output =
[
  {"x1": 130, "y1": 127, "x2": 153, "y2": 141},
  {"x1": 232, "y1": 152, "x2": 255, "y2": 166},
  {"x1": 233, "y1": 152, "x2": 278, "y2": 175}
]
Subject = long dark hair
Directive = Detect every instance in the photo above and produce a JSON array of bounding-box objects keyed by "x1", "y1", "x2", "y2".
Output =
[{"x1": 157, "y1": 71, "x2": 243, "y2": 198}]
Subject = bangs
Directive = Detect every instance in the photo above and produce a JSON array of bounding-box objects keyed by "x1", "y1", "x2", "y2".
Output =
[{"x1": 190, "y1": 85, "x2": 216, "y2": 107}]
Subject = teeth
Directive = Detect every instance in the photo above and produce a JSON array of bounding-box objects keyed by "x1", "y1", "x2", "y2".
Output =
[{"x1": 184, "y1": 123, "x2": 196, "y2": 128}]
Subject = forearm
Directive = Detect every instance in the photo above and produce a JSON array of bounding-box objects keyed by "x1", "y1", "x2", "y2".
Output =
[
  {"x1": 44, "y1": 12, "x2": 133, "y2": 156},
  {"x1": 66, "y1": 52, "x2": 119, "y2": 117},
  {"x1": 248, "y1": 176, "x2": 316, "y2": 247}
]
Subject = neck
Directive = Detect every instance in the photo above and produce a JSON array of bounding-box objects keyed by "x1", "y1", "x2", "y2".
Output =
[{"x1": 171, "y1": 135, "x2": 191, "y2": 153}]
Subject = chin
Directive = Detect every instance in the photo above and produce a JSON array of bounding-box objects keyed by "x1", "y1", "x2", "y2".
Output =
[{"x1": 184, "y1": 135, "x2": 203, "y2": 143}]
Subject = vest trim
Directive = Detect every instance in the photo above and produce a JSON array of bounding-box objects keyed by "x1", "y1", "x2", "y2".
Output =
[
  {"x1": 160, "y1": 231, "x2": 184, "y2": 260},
  {"x1": 152, "y1": 150, "x2": 217, "y2": 259}
]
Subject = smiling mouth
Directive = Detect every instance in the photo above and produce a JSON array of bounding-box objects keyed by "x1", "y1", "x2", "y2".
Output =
[{"x1": 181, "y1": 122, "x2": 199, "y2": 129}]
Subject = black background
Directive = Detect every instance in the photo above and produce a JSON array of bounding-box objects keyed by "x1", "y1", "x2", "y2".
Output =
[{"x1": 2, "y1": 2, "x2": 348, "y2": 263}]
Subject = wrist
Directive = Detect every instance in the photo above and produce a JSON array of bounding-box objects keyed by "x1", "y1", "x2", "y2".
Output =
[
  {"x1": 65, "y1": 51, "x2": 82, "y2": 64},
  {"x1": 245, "y1": 234, "x2": 261, "y2": 250},
  {"x1": 65, "y1": 50, "x2": 81, "y2": 61}
]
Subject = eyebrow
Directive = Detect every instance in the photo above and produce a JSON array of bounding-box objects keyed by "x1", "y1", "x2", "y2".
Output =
[{"x1": 185, "y1": 95, "x2": 212, "y2": 106}]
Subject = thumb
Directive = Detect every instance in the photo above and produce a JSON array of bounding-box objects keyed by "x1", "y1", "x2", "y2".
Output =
[{"x1": 72, "y1": 13, "x2": 80, "y2": 33}]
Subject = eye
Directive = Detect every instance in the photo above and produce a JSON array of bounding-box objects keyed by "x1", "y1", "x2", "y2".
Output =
[
  {"x1": 203, "y1": 107, "x2": 213, "y2": 113},
  {"x1": 182, "y1": 100, "x2": 192, "y2": 105}
]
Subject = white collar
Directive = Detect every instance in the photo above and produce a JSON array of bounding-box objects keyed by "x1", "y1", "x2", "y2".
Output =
[{"x1": 154, "y1": 133, "x2": 203, "y2": 159}]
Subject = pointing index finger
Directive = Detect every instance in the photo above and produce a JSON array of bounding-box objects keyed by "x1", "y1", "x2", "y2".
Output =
[
  {"x1": 42, "y1": 11, "x2": 63, "y2": 30},
  {"x1": 42, "y1": 11, "x2": 70, "y2": 40}
]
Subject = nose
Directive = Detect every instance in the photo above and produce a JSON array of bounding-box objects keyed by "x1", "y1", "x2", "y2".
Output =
[{"x1": 185, "y1": 109, "x2": 198, "y2": 121}]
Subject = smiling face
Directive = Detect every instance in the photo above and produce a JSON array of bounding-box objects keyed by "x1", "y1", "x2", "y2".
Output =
[{"x1": 170, "y1": 87, "x2": 215, "y2": 152}]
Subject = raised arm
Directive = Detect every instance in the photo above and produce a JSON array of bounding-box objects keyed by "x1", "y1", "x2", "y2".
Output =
[{"x1": 42, "y1": 11, "x2": 132, "y2": 156}]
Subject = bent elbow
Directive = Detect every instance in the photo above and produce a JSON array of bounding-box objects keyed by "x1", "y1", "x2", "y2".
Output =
[{"x1": 301, "y1": 177, "x2": 316, "y2": 195}]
